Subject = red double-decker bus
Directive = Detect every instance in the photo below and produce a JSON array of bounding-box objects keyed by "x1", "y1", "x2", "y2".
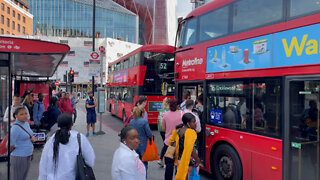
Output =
[
  {"x1": 107, "y1": 45, "x2": 175, "y2": 124},
  {"x1": 175, "y1": 0, "x2": 320, "y2": 180}
]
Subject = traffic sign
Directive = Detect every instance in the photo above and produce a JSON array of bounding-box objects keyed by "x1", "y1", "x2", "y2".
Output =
[
  {"x1": 90, "y1": 52, "x2": 99, "y2": 59},
  {"x1": 55, "y1": 81, "x2": 60, "y2": 86},
  {"x1": 99, "y1": 46, "x2": 105, "y2": 53}
]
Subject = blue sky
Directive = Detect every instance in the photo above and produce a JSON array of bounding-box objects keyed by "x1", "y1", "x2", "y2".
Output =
[{"x1": 177, "y1": 0, "x2": 193, "y2": 18}]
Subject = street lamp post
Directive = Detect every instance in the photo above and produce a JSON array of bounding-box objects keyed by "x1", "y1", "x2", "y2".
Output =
[{"x1": 92, "y1": 0, "x2": 96, "y2": 94}]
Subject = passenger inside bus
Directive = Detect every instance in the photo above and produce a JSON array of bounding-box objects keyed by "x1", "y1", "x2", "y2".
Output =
[
  {"x1": 236, "y1": 97, "x2": 247, "y2": 129},
  {"x1": 300, "y1": 100, "x2": 318, "y2": 141}
]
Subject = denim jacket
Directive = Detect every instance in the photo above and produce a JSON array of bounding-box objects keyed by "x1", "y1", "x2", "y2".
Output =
[{"x1": 129, "y1": 117, "x2": 152, "y2": 145}]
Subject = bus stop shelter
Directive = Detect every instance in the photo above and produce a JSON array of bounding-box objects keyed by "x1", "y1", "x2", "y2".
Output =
[{"x1": 0, "y1": 36, "x2": 70, "y2": 179}]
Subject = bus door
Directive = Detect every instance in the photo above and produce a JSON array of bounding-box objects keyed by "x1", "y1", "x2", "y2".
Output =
[
  {"x1": 286, "y1": 77, "x2": 320, "y2": 180},
  {"x1": 177, "y1": 82, "x2": 205, "y2": 161},
  {"x1": 114, "y1": 87, "x2": 121, "y2": 116}
]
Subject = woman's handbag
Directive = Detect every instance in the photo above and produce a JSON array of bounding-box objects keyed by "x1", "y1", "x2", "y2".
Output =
[
  {"x1": 75, "y1": 133, "x2": 96, "y2": 180},
  {"x1": 164, "y1": 141, "x2": 176, "y2": 159},
  {"x1": 141, "y1": 137, "x2": 160, "y2": 162},
  {"x1": 189, "y1": 167, "x2": 200, "y2": 180}
]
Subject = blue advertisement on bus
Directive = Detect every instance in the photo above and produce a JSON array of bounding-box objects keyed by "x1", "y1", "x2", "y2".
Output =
[
  {"x1": 206, "y1": 23, "x2": 320, "y2": 73},
  {"x1": 112, "y1": 71, "x2": 128, "y2": 83}
]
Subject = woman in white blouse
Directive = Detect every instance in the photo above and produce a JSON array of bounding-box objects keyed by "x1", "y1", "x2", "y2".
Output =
[
  {"x1": 38, "y1": 113, "x2": 95, "y2": 180},
  {"x1": 112, "y1": 126, "x2": 146, "y2": 180}
]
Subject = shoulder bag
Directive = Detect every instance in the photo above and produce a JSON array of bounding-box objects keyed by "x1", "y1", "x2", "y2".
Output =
[{"x1": 75, "y1": 133, "x2": 95, "y2": 180}]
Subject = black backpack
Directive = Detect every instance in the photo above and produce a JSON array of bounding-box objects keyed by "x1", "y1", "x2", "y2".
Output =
[{"x1": 192, "y1": 108, "x2": 203, "y2": 120}]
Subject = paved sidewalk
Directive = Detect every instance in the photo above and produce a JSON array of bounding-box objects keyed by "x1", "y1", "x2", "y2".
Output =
[{"x1": 26, "y1": 107, "x2": 165, "y2": 180}]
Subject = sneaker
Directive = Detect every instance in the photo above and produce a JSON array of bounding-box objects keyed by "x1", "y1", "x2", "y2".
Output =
[
  {"x1": 86, "y1": 133, "x2": 90, "y2": 137},
  {"x1": 157, "y1": 160, "x2": 164, "y2": 168},
  {"x1": 93, "y1": 132, "x2": 97, "y2": 136}
]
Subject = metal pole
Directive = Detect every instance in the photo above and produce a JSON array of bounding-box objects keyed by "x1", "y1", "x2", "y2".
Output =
[
  {"x1": 100, "y1": 52, "x2": 103, "y2": 88},
  {"x1": 92, "y1": 76, "x2": 94, "y2": 93},
  {"x1": 7, "y1": 54, "x2": 12, "y2": 180},
  {"x1": 92, "y1": 0, "x2": 95, "y2": 52},
  {"x1": 92, "y1": 0, "x2": 95, "y2": 96},
  {"x1": 66, "y1": 71, "x2": 68, "y2": 93}
]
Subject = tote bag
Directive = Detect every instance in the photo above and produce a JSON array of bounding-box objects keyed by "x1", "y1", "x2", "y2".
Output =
[
  {"x1": 189, "y1": 167, "x2": 200, "y2": 180},
  {"x1": 75, "y1": 133, "x2": 96, "y2": 180},
  {"x1": 141, "y1": 138, "x2": 160, "y2": 162}
]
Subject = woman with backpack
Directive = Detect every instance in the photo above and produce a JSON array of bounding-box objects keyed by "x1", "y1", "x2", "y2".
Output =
[{"x1": 174, "y1": 113, "x2": 201, "y2": 180}]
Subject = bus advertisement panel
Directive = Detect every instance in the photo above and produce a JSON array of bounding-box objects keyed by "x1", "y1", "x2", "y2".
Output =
[
  {"x1": 107, "y1": 45, "x2": 175, "y2": 124},
  {"x1": 175, "y1": 1, "x2": 320, "y2": 180}
]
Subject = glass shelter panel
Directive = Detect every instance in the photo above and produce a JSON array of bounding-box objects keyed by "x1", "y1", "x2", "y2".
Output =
[{"x1": 0, "y1": 61, "x2": 9, "y2": 179}]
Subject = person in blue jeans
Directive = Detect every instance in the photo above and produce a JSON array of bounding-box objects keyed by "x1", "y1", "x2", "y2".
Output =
[
  {"x1": 129, "y1": 106, "x2": 153, "y2": 175},
  {"x1": 86, "y1": 91, "x2": 97, "y2": 137}
]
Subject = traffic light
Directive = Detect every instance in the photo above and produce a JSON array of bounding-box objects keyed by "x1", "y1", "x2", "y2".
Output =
[{"x1": 69, "y1": 69, "x2": 75, "y2": 82}]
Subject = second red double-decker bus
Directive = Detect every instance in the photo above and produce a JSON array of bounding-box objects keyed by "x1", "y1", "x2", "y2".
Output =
[
  {"x1": 175, "y1": 0, "x2": 320, "y2": 180},
  {"x1": 107, "y1": 45, "x2": 175, "y2": 124}
]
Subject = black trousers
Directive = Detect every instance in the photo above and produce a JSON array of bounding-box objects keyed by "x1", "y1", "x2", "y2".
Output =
[
  {"x1": 165, "y1": 157, "x2": 175, "y2": 180},
  {"x1": 73, "y1": 109, "x2": 77, "y2": 123},
  {"x1": 160, "y1": 131, "x2": 166, "y2": 160}
]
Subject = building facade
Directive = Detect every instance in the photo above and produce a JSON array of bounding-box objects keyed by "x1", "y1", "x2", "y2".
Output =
[
  {"x1": 27, "y1": 0, "x2": 139, "y2": 43},
  {"x1": 112, "y1": 0, "x2": 177, "y2": 45},
  {"x1": 30, "y1": 36, "x2": 141, "y2": 86},
  {"x1": 0, "y1": 0, "x2": 33, "y2": 35}
]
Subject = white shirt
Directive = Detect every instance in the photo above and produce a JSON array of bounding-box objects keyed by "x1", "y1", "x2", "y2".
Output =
[
  {"x1": 184, "y1": 109, "x2": 201, "y2": 133},
  {"x1": 38, "y1": 130, "x2": 95, "y2": 180},
  {"x1": 112, "y1": 143, "x2": 146, "y2": 180}
]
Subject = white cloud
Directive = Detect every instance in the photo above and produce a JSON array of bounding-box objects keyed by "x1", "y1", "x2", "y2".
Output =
[{"x1": 177, "y1": 0, "x2": 193, "y2": 18}]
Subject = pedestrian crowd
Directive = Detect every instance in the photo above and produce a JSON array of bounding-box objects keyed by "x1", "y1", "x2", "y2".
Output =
[
  {"x1": 112, "y1": 91, "x2": 203, "y2": 180},
  {"x1": 1, "y1": 89, "x2": 203, "y2": 180}
]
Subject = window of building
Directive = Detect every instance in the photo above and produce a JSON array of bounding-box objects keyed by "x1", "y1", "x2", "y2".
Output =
[
  {"x1": 1, "y1": 15, "x2": 4, "y2": 24},
  {"x1": 199, "y1": 5, "x2": 229, "y2": 42},
  {"x1": 290, "y1": 0, "x2": 320, "y2": 17},
  {"x1": 12, "y1": 10, "x2": 15, "y2": 17},
  {"x1": 1, "y1": 3, "x2": 4, "y2": 11},
  {"x1": 12, "y1": 21, "x2": 15, "y2": 30},
  {"x1": 22, "y1": 16, "x2": 25, "y2": 23},
  {"x1": 17, "y1": 24, "x2": 20, "y2": 32},
  {"x1": 22, "y1": 26, "x2": 25, "y2": 34},
  {"x1": 206, "y1": 78, "x2": 282, "y2": 138},
  {"x1": 233, "y1": 0, "x2": 283, "y2": 32},
  {"x1": 7, "y1": 7, "x2": 10, "y2": 14},
  {"x1": 7, "y1": 18, "x2": 9, "y2": 27},
  {"x1": 6, "y1": 31, "x2": 9, "y2": 35},
  {"x1": 18, "y1": 14, "x2": 20, "y2": 20},
  {"x1": 1, "y1": 29, "x2": 3, "y2": 34}
]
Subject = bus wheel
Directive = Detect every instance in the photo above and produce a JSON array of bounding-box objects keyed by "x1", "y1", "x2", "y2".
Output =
[
  {"x1": 213, "y1": 144, "x2": 242, "y2": 180},
  {"x1": 122, "y1": 110, "x2": 126, "y2": 122}
]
